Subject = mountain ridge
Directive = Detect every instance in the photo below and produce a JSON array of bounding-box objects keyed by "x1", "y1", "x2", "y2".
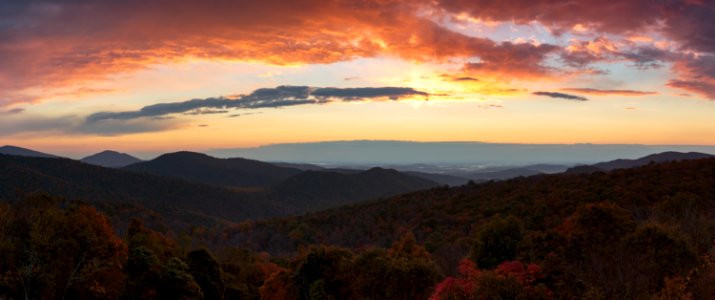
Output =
[
  {"x1": 0, "y1": 145, "x2": 58, "y2": 158},
  {"x1": 122, "y1": 151, "x2": 303, "y2": 188},
  {"x1": 567, "y1": 151, "x2": 713, "y2": 173},
  {"x1": 0, "y1": 154, "x2": 289, "y2": 223},
  {"x1": 273, "y1": 167, "x2": 440, "y2": 211},
  {"x1": 81, "y1": 150, "x2": 142, "y2": 168}
]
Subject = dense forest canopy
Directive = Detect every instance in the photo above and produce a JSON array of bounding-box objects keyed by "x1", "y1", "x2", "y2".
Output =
[{"x1": 1, "y1": 157, "x2": 715, "y2": 299}]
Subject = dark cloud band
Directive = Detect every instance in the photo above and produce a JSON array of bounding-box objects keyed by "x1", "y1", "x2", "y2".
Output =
[
  {"x1": 87, "y1": 85, "x2": 429, "y2": 122},
  {"x1": 532, "y1": 91, "x2": 588, "y2": 101},
  {"x1": 560, "y1": 88, "x2": 657, "y2": 96}
]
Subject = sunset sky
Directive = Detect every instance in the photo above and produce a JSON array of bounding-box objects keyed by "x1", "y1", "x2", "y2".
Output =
[{"x1": 1, "y1": 0, "x2": 715, "y2": 157}]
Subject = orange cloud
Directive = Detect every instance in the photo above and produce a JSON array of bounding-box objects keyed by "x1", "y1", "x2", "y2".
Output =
[
  {"x1": 667, "y1": 53, "x2": 715, "y2": 99},
  {"x1": 560, "y1": 88, "x2": 657, "y2": 96},
  {"x1": 462, "y1": 42, "x2": 559, "y2": 80},
  {"x1": 667, "y1": 80, "x2": 715, "y2": 99},
  {"x1": 0, "y1": 0, "x2": 565, "y2": 106},
  {"x1": 2, "y1": 0, "x2": 715, "y2": 105}
]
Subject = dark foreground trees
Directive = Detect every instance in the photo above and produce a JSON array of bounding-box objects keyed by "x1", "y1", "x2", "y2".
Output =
[
  {"x1": 0, "y1": 195, "x2": 126, "y2": 299},
  {"x1": 0, "y1": 196, "x2": 442, "y2": 299}
]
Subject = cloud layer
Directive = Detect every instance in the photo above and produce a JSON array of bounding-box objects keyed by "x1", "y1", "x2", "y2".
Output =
[
  {"x1": 87, "y1": 85, "x2": 429, "y2": 122},
  {"x1": 1, "y1": 0, "x2": 715, "y2": 104}
]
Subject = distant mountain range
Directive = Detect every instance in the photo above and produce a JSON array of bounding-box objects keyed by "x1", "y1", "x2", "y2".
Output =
[
  {"x1": 4, "y1": 144, "x2": 714, "y2": 189},
  {"x1": 0, "y1": 144, "x2": 713, "y2": 235},
  {"x1": 0, "y1": 145, "x2": 58, "y2": 158},
  {"x1": 566, "y1": 151, "x2": 713, "y2": 173},
  {"x1": 207, "y1": 140, "x2": 715, "y2": 165},
  {"x1": 592, "y1": 151, "x2": 713, "y2": 170},
  {"x1": 119, "y1": 151, "x2": 438, "y2": 211},
  {"x1": 0, "y1": 149, "x2": 440, "y2": 223},
  {"x1": 0, "y1": 154, "x2": 286, "y2": 224},
  {"x1": 81, "y1": 150, "x2": 142, "y2": 168}
]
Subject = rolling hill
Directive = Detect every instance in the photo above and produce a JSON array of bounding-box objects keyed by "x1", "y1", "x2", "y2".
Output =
[
  {"x1": 566, "y1": 151, "x2": 713, "y2": 173},
  {"x1": 123, "y1": 151, "x2": 302, "y2": 188},
  {"x1": 0, "y1": 145, "x2": 58, "y2": 158},
  {"x1": 592, "y1": 151, "x2": 713, "y2": 170},
  {"x1": 2, "y1": 151, "x2": 714, "y2": 299},
  {"x1": 0, "y1": 154, "x2": 289, "y2": 223},
  {"x1": 221, "y1": 156, "x2": 715, "y2": 299},
  {"x1": 0, "y1": 153, "x2": 443, "y2": 224},
  {"x1": 273, "y1": 167, "x2": 439, "y2": 210},
  {"x1": 227, "y1": 156, "x2": 715, "y2": 262},
  {"x1": 81, "y1": 150, "x2": 142, "y2": 168},
  {"x1": 404, "y1": 171, "x2": 472, "y2": 186}
]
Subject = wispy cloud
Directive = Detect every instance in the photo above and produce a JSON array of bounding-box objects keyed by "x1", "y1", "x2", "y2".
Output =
[
  {"x1": 87, "y1": 85, "x2": 429, "y2": 122},
  {"x1": 441, "y1": 74, "x2": 479, "y2": 82},
  {"x1": 667, "y1": 80, "x2": 715, "y2": 99},
  {"x1": 0, "y1": 113, "x2": 184, "y2": 137},
  {"x1": 183, "y1": 109, "x2": 230, "y2": 115},
  {"x1": 1, "y1": 108, "x2": 24, "y2": 114},
  {"x1": 453, "y1": 77, "x2": 479, "y2": 82},
  {"x1": 532, "y1": 91, "x2": 588, "y2": 101},
  {"x1": 0, "y1": 115, "x2": 76, "y2": 136},
  {"x1": 560, "y1": 88, "x2": 657, "y2": 96}
]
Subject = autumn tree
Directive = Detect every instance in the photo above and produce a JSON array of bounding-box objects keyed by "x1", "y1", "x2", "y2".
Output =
[
  {"x1": 470, "y1": 215, "x2": 524, "y2": 269},
  {"x1": 157, "y1": 257, "x2": 203, "y2": 299},
  {"x1": 292, "y1": 245, "x2": 353, "y2": 300},
  {"x1": 348, "y1": 233, "x2": 441, "y2": 300},
  {"x1": 186, "y1": 248, "x2": 225, "y2": 300},
  {"x1": 125, "y1": 246, "x2": 161, "y2": 299},
  {"x1": 217, "y1": 247, "x2": 280, "y2": 299},
  {"x1": 430, "y1": 259, "x2": 550, "y2": 300},
  {"x1": 621, "y1": 224, "x2": 698, "y2": 297},
  {"x1": 0, "y1": 195, "x2": 126, "y2": 300}
]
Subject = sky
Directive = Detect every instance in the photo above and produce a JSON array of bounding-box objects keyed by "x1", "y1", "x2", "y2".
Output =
[{"x1": 1, "y1": 0, "x2": 715, "y2": 157}]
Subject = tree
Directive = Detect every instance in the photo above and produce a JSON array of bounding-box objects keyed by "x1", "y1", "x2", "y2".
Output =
[
  {"x1": 470, "y1": 215, "x2": 524, "y2": 269},
  {"x1": 125, "y1": 246, "x2": 161, "y2": 299},
  {"x1": 186, "y1": 249, "x2": 225, "y2": 300},
  {"x1": 349, "y1": 234, "x2": 441, "y2": 300},
  {"x1": 0, "y1": 196, "x2": 127, "y2": 300},
  {"x1": 566, "y1": 202, "x2": 636, "y2": 254},
  {"x1": 292, "y1": 245, "x2": 353, "y2": 300},
  {"x1": 127, "y1": 219, "x2": 177, "y2": 260},
  {"x1": 549, "y1": 202, "x2": 637, "y2": 298},
  {"x1": 157, "y1": 257, "x2": 203, "y2": 299},
  {"x1": 430, "y1": 259, "x2": 550, "y2": 300},
  {"x1": 260, "y1": 269, "x2": 298, "y2": 300},
  {"x1": 621, "y1": 224, "x2": 698, "y2": 296},
  {"x1": 217, "y1": 247, "x2": 279, "y2": 299}
]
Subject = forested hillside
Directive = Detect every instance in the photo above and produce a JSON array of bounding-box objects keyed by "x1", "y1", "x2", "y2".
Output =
[
  {"x1": 223, "y1": 157, "x2": 715, "y2": 299},
  {"x1": 0, "y1": 154, "x2": 438, "y2": 224},
  {"x1": 0, "y1": 154, "x2": 288, "y2": 224},
  {"x1": 2, "y1": 156, "x2": 715, "y2": 299},
  {"x1": 273, "y1": 167, "x2": 439, "y2": 210}
]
